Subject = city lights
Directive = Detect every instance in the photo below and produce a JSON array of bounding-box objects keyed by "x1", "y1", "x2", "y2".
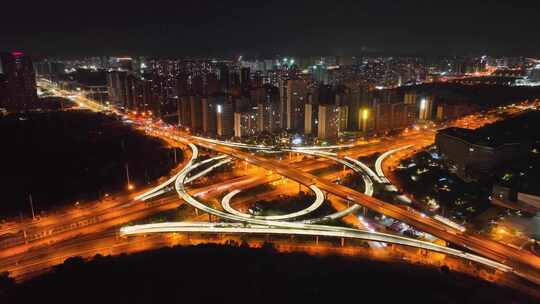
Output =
[{"x1": 4, "y1": 6, "x2": 540, "y2": 299}]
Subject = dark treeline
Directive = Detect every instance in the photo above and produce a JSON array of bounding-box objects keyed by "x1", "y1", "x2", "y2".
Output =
[{"x1": 0, "y1": 110, "x2": 179, "y2": 216}]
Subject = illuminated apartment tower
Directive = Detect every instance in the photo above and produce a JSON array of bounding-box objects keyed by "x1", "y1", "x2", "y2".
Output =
[
  {"x1": 419, "y1": 95, "x2": 434, "y2": 121},
  {"x1": 202, "y1": 97, "x2": 217, "y2": 135},
  {"x1": 189, "y1": 95, "x2": 202, "y2": 131},
  {"x1": 216, "y1": 100, "x2": 234, "y2": 137},
  {"x1": 317, "y1": 104, "x2": 340, "y2": 141},
  {"x1": 256, "y1": 100, "x2": 275, "y2": 132},
  {"x1": 304, "y1": 103, "x2": 314, "y2": 135},
  {"x1": 0, "y1": 51, "x2": 37, "y2": 110},
  {"x1": 286, "y1": 79, "x2": 308, "y2": 131},
  {"x1": 234, "y1": 110, "x2": 257, "y2": 138}
]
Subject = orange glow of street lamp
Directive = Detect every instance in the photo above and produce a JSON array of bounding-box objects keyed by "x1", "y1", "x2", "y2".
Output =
[{"x1": 128, "y1": 184, "x2": 135, "y2": 191}]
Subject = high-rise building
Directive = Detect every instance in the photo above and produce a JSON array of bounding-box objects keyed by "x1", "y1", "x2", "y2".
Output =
[
  {"x1": 344, "y1": 83, "x2": 372, "y2": 130},
  {"x1": 404, "y1": 91, "x2": 417, "y2": 105},
  {"x1": 240, "y1": 67, "x2": 250, "y2": 88},
  {"x1": 390, "y1": 103, "x2": 415, "y2": 129},
  {"x1": 234, "y1": 110, "x2": 257, "y2": 138},
  {"x1": 172, "y1": 95, "x2": 190, "y2": 127},
  {"x1": 286, "y1": 79, "x2": 308, "y2": 130},
  {"x1": 205, "y1": 73, "x2": 220, "y2": 96},
  {"x1": 304, "y1": 103, "x2": 314, "y2": 135},
  {"x1": 373, "y1": 100, "x2": 393, "y2": 132},
  {"x1": 202, "y1": 97, "x2": 217, "y2": 135},
  {"x1": 317, "y1": 104, "x2": 340, "y2": 141},
  {"x1": 189, "y1": 95, "x2": 203, "y2": 131},
  {"x1": 337, "y1": 105, "x2": 349, "y2": 132},
  {"x1": 107, "y1": 70, "x2": 128, "y2": 107},
  {"x1": 529, "y1": 65, "x2": 540, "y2": 82},
  {"x1": 34, "y1": 59, "x2": 66, "y2": 81},
  {"x1": 218, "y1": 64, "x2": 230, "y2": 93},
  {"x1": 176, "y1": 73, "x2": 189, "y2": 96},
  {"x1": 0, "y1": 74, "x2": 8, "y2": 109},
  {"x1": 435, "y1": 103, "x2": 476, "y2": 121},
  {"x1": 0, "y1": 51, "x2": 37, "y2": 110},
  {"x1": 193, "y1": 75, "x2": 205, "y2": 96},
  {"x1": 358, "y1": 108, "x2": 374, "y2": 133},
  {"x1": 419, "y1": 95, "x2": 434, "y2": 121},
  {"x1": 256, "y1": 100, "x2": 276, "y2": 133},
  {"x1": 216, "y1": 100, "x2": 234, "y2": 137}
]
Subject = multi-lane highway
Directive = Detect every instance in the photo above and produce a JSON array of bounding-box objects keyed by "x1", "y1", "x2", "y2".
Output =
[
  {"x1": 6, "y1": 81, "x2": 540, "y2": 294},
  {"x1": 177, "y1": 134, "x2": 540, "y2": 279},
  {"x1": 119, "y1": 137, "x2": 537, "y2": 286}
]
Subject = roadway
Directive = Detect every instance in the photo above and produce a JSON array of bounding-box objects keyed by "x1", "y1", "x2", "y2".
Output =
[
  {"x1": 180, "y1": 134, "x2": 540, "y2": 280},
  {"x1": 13, "y1": 82, "x2": 540, "y2": 289},
  {"x1": 121, "y1": 221, "x2": 512, "y2": 272},
  {"x1": 143, "y1": 144, "x2": 516, "y2": 276}
]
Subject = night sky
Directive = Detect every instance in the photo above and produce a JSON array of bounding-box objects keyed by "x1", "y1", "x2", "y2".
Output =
[{"x1": 2, "y1": 0, "x2": 539, "y2": 58}]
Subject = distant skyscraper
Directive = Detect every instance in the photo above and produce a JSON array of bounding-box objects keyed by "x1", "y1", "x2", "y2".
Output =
[
  {"x1": 216, "y1": 100, "x2": 234, "y2": 137},
  {"x1": 240, "y1": 67, "x2": 250, "y2": 87},
  {"x1": 256, "y1": 100, "x2": 276, "y2": 133},
  {"x1": 202, "y1": 97, "x2": 217, "y2": 135},
  {"x1": 337, "y1": 105, "x2": 348, "y2": 132},
  {"x1": 373, "y1": 100, "x2": 393, "y2": 132},
  {"x1": 419, "y1": 95, "x2": 434, "y2": 121},
  {"x1": 205, "y1": 73, "x2": 219, "y2": 96},
  {"x1": 404, "y1": 91, "x2": 417, "y2": 105},
  {"x1": 317, "y1": 104, "x2": 340, "y2": 141},
  {"x1": 529, "y1": 65, "x2": 540, "y2": 82},
  {"x1": 107, "y1": 70, "x2": 128, "y2": 107},
  {"x1": 286, "y1": 79, "x2": 308, "y2": 130},
  {"x1": 190, "y1": 95, "x2": 202, "y2": 131},
  {"x1": 0, "y1": 51, "x2": 37, "y2": 110},
  {"x1": 218, "y1": 64, "x2": 230, "y2": 93},
  {"x1": 304, "y1": 103, "x2": 314, "y2": 135},
  {"x1": 234, "y1": 110, "x2": 257, "y2": 138}
]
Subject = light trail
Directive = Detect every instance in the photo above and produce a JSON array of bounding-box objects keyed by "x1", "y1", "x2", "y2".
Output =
[
  {"x1": 374, "y1": 145, "x2": 414, "y2": 184},
  {"x1": 135, "y1": 143, "x2": 199, "y2": 201},
  {"x1": 285, "y1": 149, "x2": 374, "y2": 196},
  {"x1": 131, "y1": 145, "x2": 515, "y2": 276},
  {"x1": 120, "y1": 222, "x2": 512, "y2": 273},
  {"x1": 184, "y1": 155, "x2": 231, "y2": 185},
  {"x1": 344, "y1": 156, "x2": 382, "y2": 184},
  {"x1": 220, "y1": 184, "x2": 324, "y2": 221}
]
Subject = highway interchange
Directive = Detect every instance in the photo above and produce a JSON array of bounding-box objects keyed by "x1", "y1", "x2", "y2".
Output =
[{"x1": 2, "y1": 81, "x2": 540, "y2": 297}]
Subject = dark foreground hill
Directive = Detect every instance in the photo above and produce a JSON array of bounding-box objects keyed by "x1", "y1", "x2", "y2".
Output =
[{"x1": 1, "y1": 243, "x2": 537, "y2": 304}]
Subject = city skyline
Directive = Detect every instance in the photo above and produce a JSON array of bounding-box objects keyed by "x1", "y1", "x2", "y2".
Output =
[{"x1": 2, "y1": 2, "x2": 540, "y2": 302}]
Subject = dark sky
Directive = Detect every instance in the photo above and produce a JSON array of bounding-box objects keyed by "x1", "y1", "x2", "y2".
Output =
[{"x1": 1, "y1": 0, "x2": 539, "y2": 58}]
